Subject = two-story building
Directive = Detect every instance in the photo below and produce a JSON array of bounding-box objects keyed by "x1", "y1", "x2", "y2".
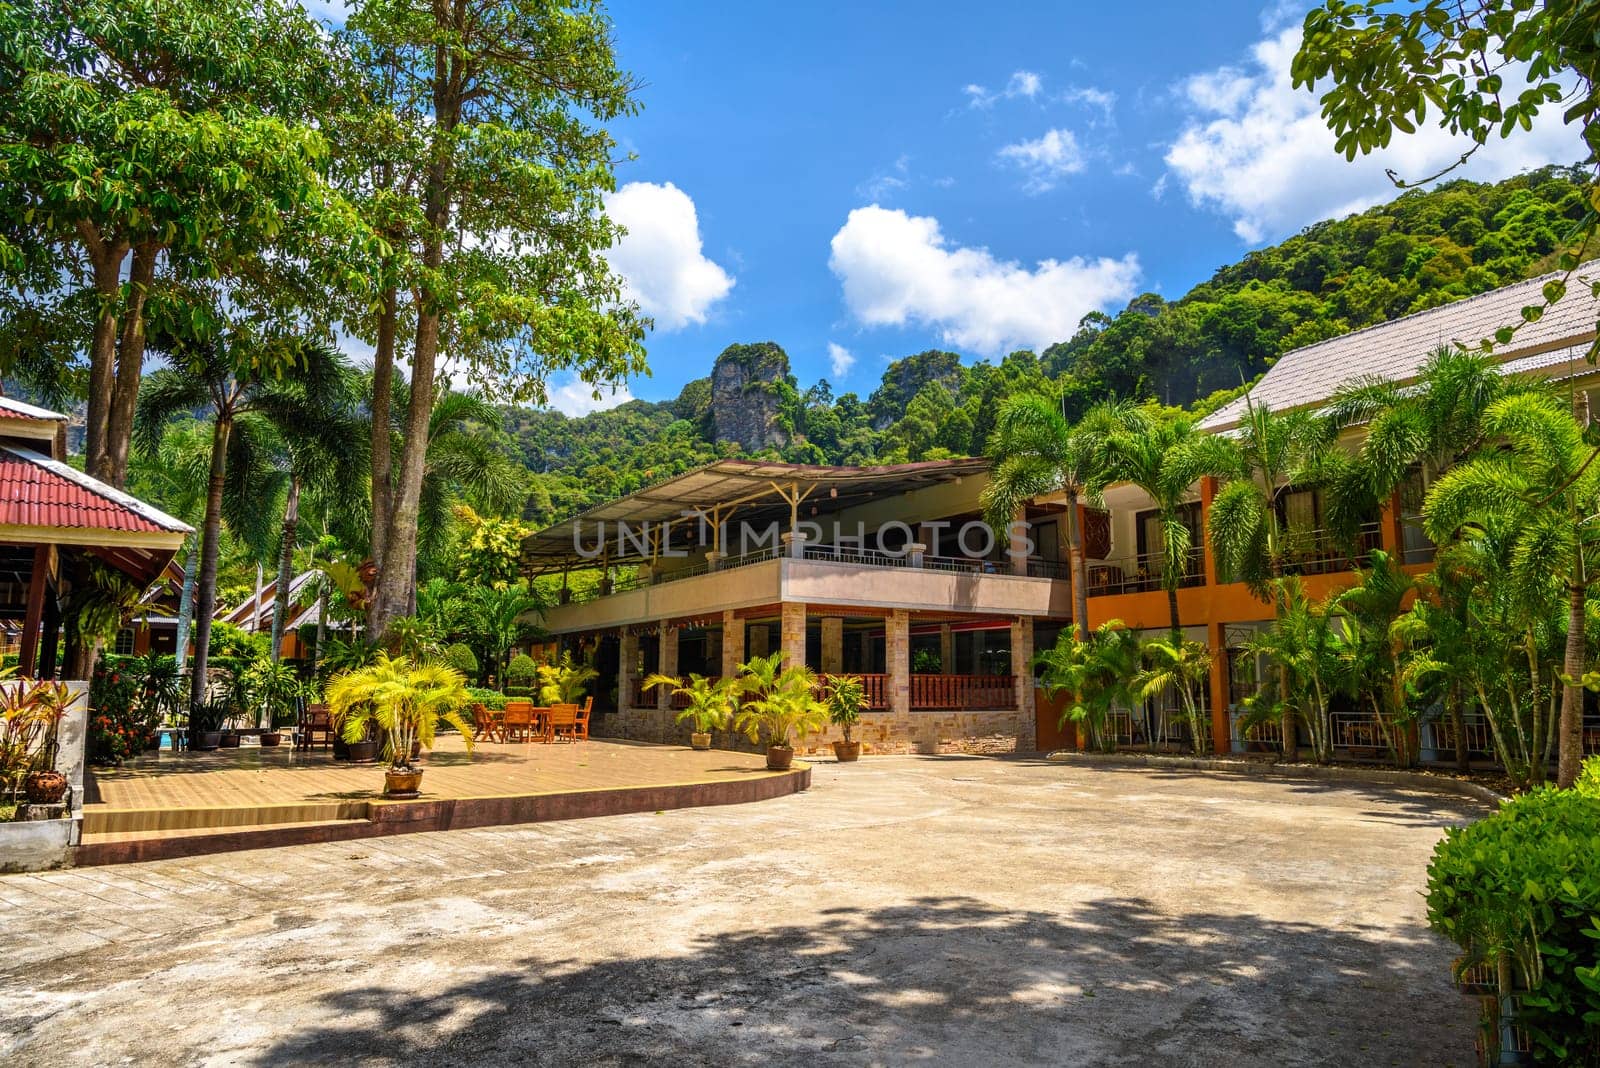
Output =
[{"x1": 523, "y1": 261, "x2": 1600, "y2": 760}]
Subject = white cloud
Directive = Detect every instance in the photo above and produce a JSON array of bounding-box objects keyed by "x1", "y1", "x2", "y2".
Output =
[
  {"x1": 603, "y1": 181, "x2": 735, "y2": 330},
  {"x1": 827, "y1": 342, "x2": 856, "y2": 379},
  {"x1": 1165, "y1": 27, "x2": 1585, "y2": 243},
  {"x1": 1061, "y1": 86, "x2": 1116, "y2": 122},
  {"x1": 965, "y1": 69, "x2": 1044, "y2": 108},
  {"x1": 828, "y1": 206, "x2": 1141, "y2": 356},
  {"x1": 297, "y1": 0, "x2": 351, "y2": 23},
  {"x1": 546, "y1": 372, "x2": 635, "y2": 417},
  {"x1": 998, "y1": 128, "x2": 1086, "y2": 193},
  {"x1": 858, "y1": 155, "x2": 911, "y2": 201}
]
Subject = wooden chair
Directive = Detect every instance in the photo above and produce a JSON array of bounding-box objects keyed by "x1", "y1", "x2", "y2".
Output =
[
  {"x1": 297, "y1": 704, "x2": 334, "y2": 751},
  {"x1": 503, "y1": 701, "x2": 534, "y2": 743},
  {"x1": 573, "y1": 697, "x2": 592, "y2": 741},
  {"x1": 546, "y1": 703, "x2": 580, "y2": 743}
]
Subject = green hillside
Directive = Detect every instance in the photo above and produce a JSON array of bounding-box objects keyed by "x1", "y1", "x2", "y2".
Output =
[{"x1": 513, "y1": 164, "x2": 1588, "y2": 526}]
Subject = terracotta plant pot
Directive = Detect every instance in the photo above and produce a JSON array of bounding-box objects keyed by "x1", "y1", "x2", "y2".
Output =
[
  {"x1": 766, "y1": 745, "x2": 794, "y2": 771},
  {"x1": 192, "y1": 730, "x2": 222, "y2": 751},
  {"x1": 347, "y1": 739, "x2": 379, "y2": 763},
  {"x1": 690, "y1": 732, "x2": 712, "y2": 751},
  {"x1": 384, "y1": 768, "x2": 423, "y2": 799},
  {"x1": 832, "y1": 740, "x2": 862, "y2": 763},
  {"x1": 260, "y1": 731, "x2": 282, "y2": 748},
  {"x1": 23, "y1": 770, "x2": 68, "y2": 805},
  {"x1": 219, "y1": 731, "x2": 241, "y2": 749}
]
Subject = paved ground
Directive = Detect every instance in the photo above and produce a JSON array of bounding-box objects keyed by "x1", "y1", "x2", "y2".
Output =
[{"x1": 0, "y1": 756, "x2": 1484, "y2": 1067}]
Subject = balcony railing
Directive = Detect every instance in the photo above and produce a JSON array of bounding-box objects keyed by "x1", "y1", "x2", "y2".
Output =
[
  {"x1": 801, "y1": 543, "x2": 909, "y2": 568},
  {"x1": 1281, "y1": 522, "x2": 1382, "y2": 577},
  {"x1": 1085, "y1": 547, "x2": 1205, "y2": 597},
  {"x1": 627, "y1": 672, "x2": 1012, "y2": 712}
]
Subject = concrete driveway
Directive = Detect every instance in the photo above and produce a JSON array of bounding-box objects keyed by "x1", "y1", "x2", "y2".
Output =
[{"x1": 0, "y1": 756, "x2": 1483, "y2": 1067}]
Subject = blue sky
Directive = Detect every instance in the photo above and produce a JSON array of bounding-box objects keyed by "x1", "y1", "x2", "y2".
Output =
[
  {"x1": 302, "y1": 1, "x2": 1586, "y2": 414},
  {"x1": 573, "y1": 0, "x2": 1584, "y2": 415}
]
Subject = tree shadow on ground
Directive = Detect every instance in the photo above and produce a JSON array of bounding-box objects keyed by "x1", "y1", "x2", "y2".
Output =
[{"x1": 254, "y1": 895, "x2": 1475, "y2": 1068}]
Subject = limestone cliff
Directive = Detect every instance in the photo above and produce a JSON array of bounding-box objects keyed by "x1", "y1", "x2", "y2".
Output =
[{"x1": 710, "y1": 342, "x2": 791, "y2": 451}]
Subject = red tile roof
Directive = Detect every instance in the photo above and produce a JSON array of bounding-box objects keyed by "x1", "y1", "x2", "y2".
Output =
[
  {"x1": 0, "y1": 446, "x2": 190, "y2": 536},
  {"x1": 0, "y1": 396, "x2": 67, "y2": 423}
]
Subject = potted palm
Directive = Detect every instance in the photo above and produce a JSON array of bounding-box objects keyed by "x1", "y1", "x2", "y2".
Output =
[
  {"x1": 325, "y1": 653, "x2": 475, "y2": 798},
  {"x1": 641, "y1": 673, "x2": 742, "y2": 750},
  {"x1": 188, "y1": 695, "x2": 228, "y2": 751},
  {"x1": 244, "y1": 659, "x2": 300, "y2": 747},
  {"x1": 735, "y1": 653, "x2": 827, "y2": 770},
  {"x1": 823, "y1": 674, "x2": 865, "y2": 762}
]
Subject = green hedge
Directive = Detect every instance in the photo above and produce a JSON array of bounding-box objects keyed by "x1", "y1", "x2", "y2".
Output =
[
  {"x1": 445, "y1": 643, "x2": 479, "y2": 678},
  {"x1": 466, "y1": 687, "x2": 507, "y2": 711},
  {"x1": 506, "y1": 653, "x2": 538, "y2": 685},
  {"x1": 1426, "y1": 780, "x2": 1600, "y2": 1062}
]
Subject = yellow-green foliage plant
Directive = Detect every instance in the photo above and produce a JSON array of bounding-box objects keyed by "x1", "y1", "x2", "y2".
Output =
[
  {"x1": 326, "y1": 654, "x2": 475, "y2": 772},
  {"x1": 734, "y1": 655, "x2": 827, "y2": 750},
  {"x1": 642, "y1": 673, "x2": 742, "y2": 736},
  {"x1": 537, "y1": 652, "x2": 598, "y2": 705}
]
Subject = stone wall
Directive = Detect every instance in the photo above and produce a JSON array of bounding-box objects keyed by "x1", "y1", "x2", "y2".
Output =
[{"x1": 593, "y1": 704, "x2": 1035, "y2": 757}]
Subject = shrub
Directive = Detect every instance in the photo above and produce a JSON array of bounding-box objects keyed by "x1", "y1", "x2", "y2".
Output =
[
  {"x1": 89, "y1": 662, "x2": 157, "y2": 765},
  {"x1": 466, "y1": 687, "x2": 507, "y2": 711},
  {"x1": 506, "y1": 654, "x2": 537, "y2": 689},
  {"x1": 1576, "y1": 755, "x2": 1600, "y2": 798},
  {"x1": 444, "y1": 643, "x2": 479, "y2": 678},
  {"x1": 1426, "y1": 787, "x2": 1600, "y2": 1062}
]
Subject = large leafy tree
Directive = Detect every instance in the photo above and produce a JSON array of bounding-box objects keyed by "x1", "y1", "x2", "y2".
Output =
[
  {"x1": 1424, "y1": 392, "x2": 1600, "y2": 788},
  {"x1": 0, "y1": 0, "x2": 366, "y2": 486},
  {"x1": 340, "y1": 0, "x2": 648, "y2": 639},
  {"x1": 983, "y1": 396, "x2": 1129, "y2": 640}
]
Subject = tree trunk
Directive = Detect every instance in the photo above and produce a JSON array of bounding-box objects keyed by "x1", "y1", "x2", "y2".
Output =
[
  {"x1": 175, "y1": 536, "x2": 199, "y2": 670},
  {"x1": 1166, "y1": 585, "x2": 1182, "y2": 639},
  {"x1": 270, "y1": 476, "x2": 302, "y2": 663},
  {"x1": 1558, "y1": 573, "x2": 1585, "y2": 788},
  {"x1": 1449, "y1": 680, "x2": 1469, "y2": 772},
  {"x1": 371, "y1": 68, "x2": 457, "y2": 640},
  {"x1": 369, "y1": 284, "x2": 398, "y2": 586},
  {"x1": 188, "y1": 416, "x2": 232, "y2": 722},
  {"x1": 82, "y1": 236, "x2": 128, "y2": 483},
  {"x1": 106, "y1": 241, "x2": 157, "y2": 488},
  {"x1": 1066, "y1": 491, "x2": 1088, "y2": 641}
]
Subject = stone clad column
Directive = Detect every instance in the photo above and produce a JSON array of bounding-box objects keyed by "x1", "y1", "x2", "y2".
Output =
[
  {"x1": 618, "y1": 628, "x2": 638, "y2": 710},
  {"x1": 939, "y1": 624, "x2": 954, "y2": 675},
  {"x1": 721, "y1": 609, "x2": 744, "y2": 678},
  {"x1": 1011, "y1": 617, "x2": 1036, "y2": 751},
  {"x1": 887, "y1": 608, "x2": 910, "y2": 716},
  {"x1": 780, "y1": 602, "x2": 807, "y2": 670},
  {"x1": 657, "y1": 624, "x2": 678, "y2": 711},
  {"x1": 820, "y1": 616, "x2": 843, "y2": 675}
]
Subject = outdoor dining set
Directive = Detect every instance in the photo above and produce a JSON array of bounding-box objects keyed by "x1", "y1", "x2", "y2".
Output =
[{"x1": 292, "y1": 697, "x2": 592, "y2": 751}]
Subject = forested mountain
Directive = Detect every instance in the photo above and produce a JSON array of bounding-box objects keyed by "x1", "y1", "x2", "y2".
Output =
[{"x1": 512, "y1": 164, "x2": 1587, "y2": 525}]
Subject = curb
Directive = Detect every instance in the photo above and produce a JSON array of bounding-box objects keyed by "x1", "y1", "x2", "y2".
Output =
[{"x1": 1043, "y1": 749, "x2": 1507, "y2": 807}]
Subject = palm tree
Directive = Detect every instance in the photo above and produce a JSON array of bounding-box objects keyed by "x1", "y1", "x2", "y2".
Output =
[
  {"x1": 983, "y1": 395, "x2": 1129, "y2": 640},
  {"x1": 135, "y1": 328, "x2": 348, "y2": 723},
  {"x1": 1323, "y1": 346, "x2": 1532, "y2": 543},
  {"x1": 1424, "y1": 392, "x2": 1600, "y2": 788},
  {"x1": 126, "y1": 421, "x2": 211, "y2": 673},
  {"x1": 325, "y1": 653, "x2": 475, "y2": 772},
  {"x1": 1332, "y1": 550, "x2": 1419, "y2": 767},
  {"x1": 1241, "y1": 578, "x2": 1341, "y2": 763},
  {"x1": 465, "y1": 582, "x2": 542, "y2": 685},
  {"x1": 1133, "y1": 634, "x2": 1213, "y2": 755},
  {"x1": 250, "y1": 359, "x2": 369, "y2": 662},
  {"x1": 1101, "y1": 412, "x2": 1234, "y2": 635},
  {"x1": 1207, "y1": 401, "x2": 1333, "y2": 759},
  {"x1": 1033, "y1": 621, "x2": 1141, "y2": 752},
  {"x1": 732, "y1": 659, "x2": 827, "y2": 752}
]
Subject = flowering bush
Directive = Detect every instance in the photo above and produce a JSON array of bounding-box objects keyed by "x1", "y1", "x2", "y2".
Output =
[{"x1": 89, "y1": 664, "x2": 158, "y2": 765}]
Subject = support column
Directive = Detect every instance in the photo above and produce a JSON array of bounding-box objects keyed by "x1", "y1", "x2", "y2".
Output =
[
  {"x1": 1379, "y1": 489, "x2": 1404, "y2": 559},
  {"x1": 721, "y1": 609, "x2": 744, "y2": 678},
  {"x1": 939, "y1": 624, "x2": 954, "y2": 675},
  {"x1": 657, "y1": 624, "x2": 679, "y2": 711},
  {"x1": 1010, "y1": 506, "x2": 1029, "y2": 575},
  {"x1": 887, "y1": 608, "x2": 910, "y2": 716},
  {"x1": 1010, "y1": 617, "x2": 1037, "y2": 750},
  {"x1": 1208, "y1": 621, "x2": 1230, "y2": 754},
  {"x1": 18, "y1": 545, "x2": 48, "y2": 677},
  {"x1": 820, "y1": 616, "x2": 843, "y2": 675},
  {"x1": 618, "y1": 628, "x2": 638, "y2": 709},
  {"x1": 780, "y1": 602, "x2": 806, "y2": 670}
]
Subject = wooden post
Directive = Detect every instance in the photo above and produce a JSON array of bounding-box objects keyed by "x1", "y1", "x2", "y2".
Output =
[{"x1": 18, "y1": 545, "x2": 48, "y2": 677}]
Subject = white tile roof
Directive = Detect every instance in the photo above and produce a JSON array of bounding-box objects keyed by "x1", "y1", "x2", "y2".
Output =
[
  {"x1": 1200, "y1": 261, "x2": 1600, "y2": 431},
  {"x1": 0, "y1": 395, "x2": 67, "y2": 422}
]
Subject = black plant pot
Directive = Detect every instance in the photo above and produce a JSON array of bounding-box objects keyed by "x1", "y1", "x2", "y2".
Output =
[
  {"x1": 347, "y1": 739, "x2": 378, "y2": 763},
  {"x1": 192, "y1": 730, "x2": 222, "y2": 751}
]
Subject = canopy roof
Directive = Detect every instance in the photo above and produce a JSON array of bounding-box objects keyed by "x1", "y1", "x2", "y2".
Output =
[{"x1": 522, "y1": 457, "x2": 990, "y2": 572}]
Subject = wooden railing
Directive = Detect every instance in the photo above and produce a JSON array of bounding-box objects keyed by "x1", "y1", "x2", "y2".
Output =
[{"x1": 909, "y1": 673, "x2": 1016, "y2": 710}]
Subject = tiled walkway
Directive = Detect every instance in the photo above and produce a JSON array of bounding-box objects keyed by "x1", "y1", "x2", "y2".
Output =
[{"x1": 86, "y1": 735, "x2": 773, "y2": 812}]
